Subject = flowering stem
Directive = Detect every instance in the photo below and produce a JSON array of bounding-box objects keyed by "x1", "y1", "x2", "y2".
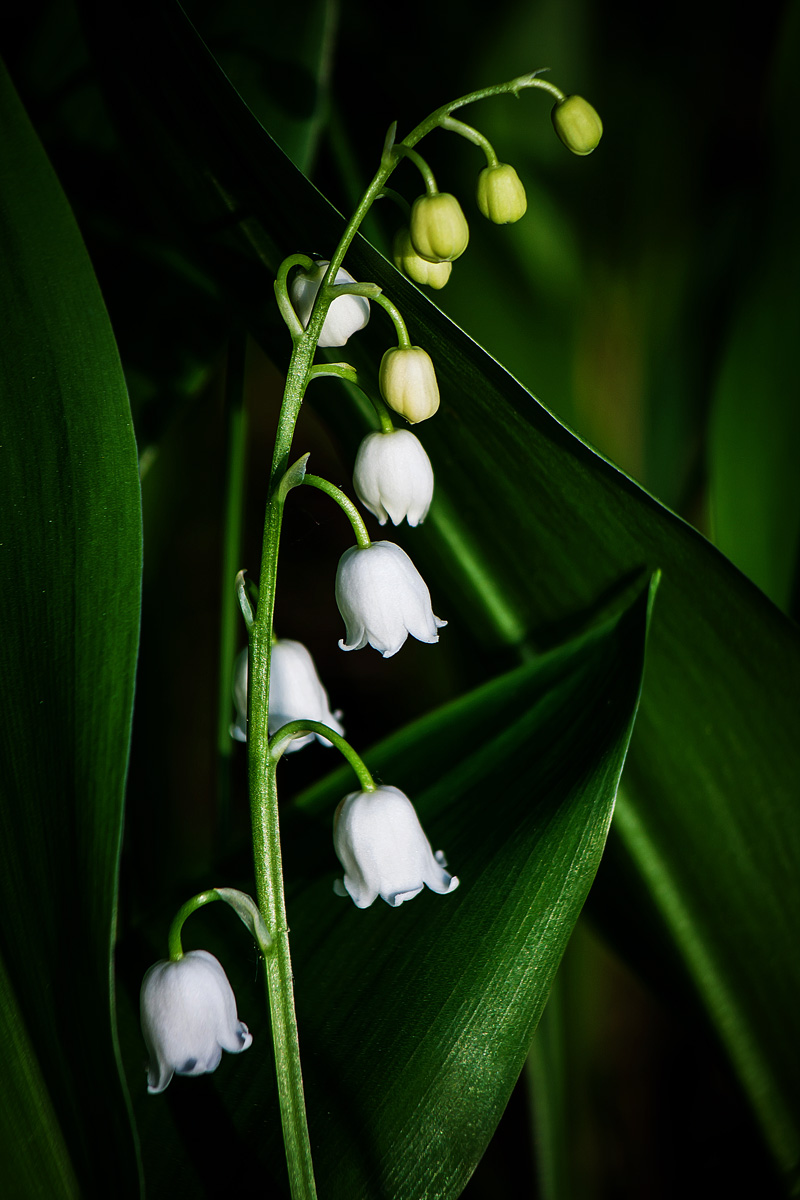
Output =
[
  {"x1": 302, "y1": 473, "x2": 372, "y2": 549},
  {"x1": 246, "y1": 68, "x2": 566, "y2": 1200},
  {"x1": 439, "y1": 116, "x2": 499, "y2": 167},
  {"x1": 269, "y1": 721, "x2": 376, "y2": 792},
  {"x1": 394, "y1": 145, "x2": 438, "y2": 194},
  {"x1": 373, "y1": 293, "x2": 412, "y2": 348},
  {"x1": 167, "y1": 888, "x2": 273, "y2": 961},
  {"x1": 372, "y1": 391, "x2": 396, "y2": 434},
  {"x1": 308, "y1": 363, "x2": 395, "y2": 434}
]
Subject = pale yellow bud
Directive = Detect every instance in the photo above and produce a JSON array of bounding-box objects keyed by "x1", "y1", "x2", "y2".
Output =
[
  {"x1": 409, "y1": 193, "x2": 469, "y2": 263},
  {"x1": 393, "y1": 228, "x2": 452, "y2": 289},
  {"x1": 551, "y1": 95, "x2": 603, "y2": 155},
  {"x1": 476, "y1": 163, "x2": 528, "y2": 224},
  {"x1": 379, "y1": 346, "x2": 440, "y2": 424}
]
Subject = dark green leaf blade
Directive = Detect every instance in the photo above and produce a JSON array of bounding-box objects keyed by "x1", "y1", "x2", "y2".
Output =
[
  {"x1": 0, "y1": 62, "x2": 142, "y2": 1193},
  {"x1": 0, "y1": 949, "x2": 80, "y2": 1197}
]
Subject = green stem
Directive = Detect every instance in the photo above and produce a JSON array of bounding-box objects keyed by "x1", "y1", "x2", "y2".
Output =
[
  {"x1": 249, "y1": 332, "x2": 322, "y2": 1200},
  {"x1": 394, "y1": 145, "x2": 438, "y2": 194},
  {"x1": 371, "y1": 391, "x2": 396, "y2": 434},
  {"x1": 275, "y1": 253, "x2": 315, "y2": 340},
  {"x1": 269, "y1": 721, "x2": 376, "y2": 792},
  {"x1": 372, "y1": 293, "x2": 412, "y2": 348},
  {"x1": 439, "y1": 115, "x2": 499, "y2": 167},
  {"x1": 168, "y1": 891, "x2": 221, "y2": 961},
  {"x1": 303, "y1": 473, "x2": 372, "y2": 548},
  {"x1": 247, "y1": 69, "x2": 563, "y2": 1200},
  {"x1": 307, "y1": 364, "x2": 395, "y2": 433}
]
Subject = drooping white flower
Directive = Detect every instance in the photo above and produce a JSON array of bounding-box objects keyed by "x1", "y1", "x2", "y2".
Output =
[
  {"x1": 289, "y1": 260, "x2": 370, "y2": 348},
  {"x1": 334, "y1": 785, "x2": 459, "y2": 908},
  {"x1": 335, "y1": 540, "x2": 446, "y2": 657},
  {"x1": 140, "y1": 950, "x2": 252, "y2": 1094},
  {"x1": 230, "y1": 641, "x2": 343, "y2": 752},
  {"x1": 353, "y1": 429, "x2": 434, "y2": 527}
]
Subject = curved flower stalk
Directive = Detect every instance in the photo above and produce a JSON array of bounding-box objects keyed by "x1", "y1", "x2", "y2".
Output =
[
  {"x1": 289, "y1": 260, "x2": 370, "y2": 347},
  {"x1": 140, "y1": 950, "x2": 252, "y2": 1094},
  {"x1": 237, "y1": 70, "x2": 600, "y2": 1198},
  {"x1": 353, "y1": 429, "x2": 434, "y2": 527},
  {"x1": 335, "y1": 540, "x2": 446, "y2": 657},
  {"x1": 334, "y1": 785, "x2": 459, "y2": 908},
  {"x1": 231, "y1": 640, "x2": 343, "y2": 751}
]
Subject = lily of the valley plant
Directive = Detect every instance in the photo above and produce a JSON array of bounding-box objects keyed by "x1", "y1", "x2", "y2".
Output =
[{"x1": 139, "y1": 71, "x2": 602, "y2": 1198}]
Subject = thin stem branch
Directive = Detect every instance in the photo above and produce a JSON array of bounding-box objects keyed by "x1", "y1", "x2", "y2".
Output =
[
  {"x1": 394, "y1": 145, "x2": 438, "y2": 193},
  {"x1": 303, "y1": 473, "x2": 372, "y2": 548},
  {"x1": 372, "y1": 293, "x2": 412, "y2": 348},
  {"x1": 439, "y1": 115, "x2": 498, "y2": 167},
  {"x1": 269, "y1": 720, "x2": 376, "y2": 792},
  {"x1": 246, "y1": 68, "x2": 562, "y2": 1200}
]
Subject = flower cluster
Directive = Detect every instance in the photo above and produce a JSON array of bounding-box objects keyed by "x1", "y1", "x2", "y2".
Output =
[{"x1": 141, "y1": 75, "x2": 601, "y2": 1103}]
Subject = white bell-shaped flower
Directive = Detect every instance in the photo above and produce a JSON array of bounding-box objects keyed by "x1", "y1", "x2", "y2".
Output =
[
  {"x1": 335, "y1": 540, "x2": 446, "y2": 657},
  {"x1": 289, "y1": 260, "x2": 370, "y2": 348},
  {"x1": 231, "y1": 641, "x2": 343, "y2": 752},
  {"x1": 334, "y1": 785, "x2": 459, "y2": 908},
  {"x1": 140, "y1": 950, "x2": 252, "y2": 1094},
  {"x1": 353, "y1": 429, "x2": 434, "y2": 527}
]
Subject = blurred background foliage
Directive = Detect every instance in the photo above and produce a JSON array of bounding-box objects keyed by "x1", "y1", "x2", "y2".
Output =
[{"x1": 1, "y1": 0, "x2": 798, "y2": 1195}]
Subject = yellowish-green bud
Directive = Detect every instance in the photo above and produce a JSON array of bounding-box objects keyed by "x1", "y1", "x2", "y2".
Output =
[
  {"x1": 379, "y1": 346, "x2": 440, "y2": 424},
  {"x1": 393, "y1": 228, "x2": 452, "y2": 289},
  {"x1": 476, "y1": 163, "x2": 528, "y2": 224},
  {"x1": 551, "y1": 95, "x2": 603, "y2": 155},
  {"x1": 409, "y1": 193, "x2": 469, "y2": 263}
]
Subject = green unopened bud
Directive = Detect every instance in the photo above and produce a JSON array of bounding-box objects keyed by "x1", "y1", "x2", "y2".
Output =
[
  {"x1": 476, "y1": 163, "x2": 528, "y2": 224},
  {"x1": 551, "y1": 95, "x2": 603, "y2": 155},
  {"x1": 409, "y1": 193, "x2": 469, "y2": 263},
  {"x1": 393, "y1": 228, "x2": 452, "y2": 289},
  {"x1": 379, "y1": 346, "x2": 440, "y2": 424}
]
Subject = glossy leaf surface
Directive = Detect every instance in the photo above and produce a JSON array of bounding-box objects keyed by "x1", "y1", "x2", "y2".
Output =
[{"x1": 0, "y1": 62, "x2": 143, "y2": 1194}]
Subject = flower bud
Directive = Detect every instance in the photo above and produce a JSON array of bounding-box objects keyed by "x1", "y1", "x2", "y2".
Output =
[
  {"x1": 551, "y1": 95, "x2": 603, "y2": 156},
  {"x1": 140, "y1": 950, "x2": 252, "y2": 1094},
  {"x1": 335, "y1": 540, "x2": 446, "y2": 658},
  {"x1": 289, "y1": 260, "x2": 370, "y2": 347},
  {"x1": 409, "y1": 193, "x2": 469, "y2": 263},
  {"x1": 353, "y1": 429, "x2": 434, "y2": 527},
  {"x1": 334, "y1": 785, "x2": 459, "y2": 908},
  {"x1": 393, "y1": 228, "x2": 452, "y2": 290},
  {"x1": 476, "y1": 163, "x2": 528, "y2": 224},
  {"x1": 379, "y1": 345, "x2": 439, "y2": 424}
]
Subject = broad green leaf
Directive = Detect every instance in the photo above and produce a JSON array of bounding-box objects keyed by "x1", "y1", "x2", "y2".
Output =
[
  {"x1": 182, "y1": 0, "x2": 338, "y2": 175},
  {"x1": 0, "y1": 62, "x2": 142, "y2": 1193},
  {"x1": 77, "y1": 0, "x2": 800, "y2": 1187},
  {"x1": 0, "y1": 949, "x2": 79, "y2": 1198},
  {"x1": 708, "y1": 4, "x2": 800, "y2": 613},
  {"x1": 134, "y1": 576, "x2": 657, "y2": 1197}
]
